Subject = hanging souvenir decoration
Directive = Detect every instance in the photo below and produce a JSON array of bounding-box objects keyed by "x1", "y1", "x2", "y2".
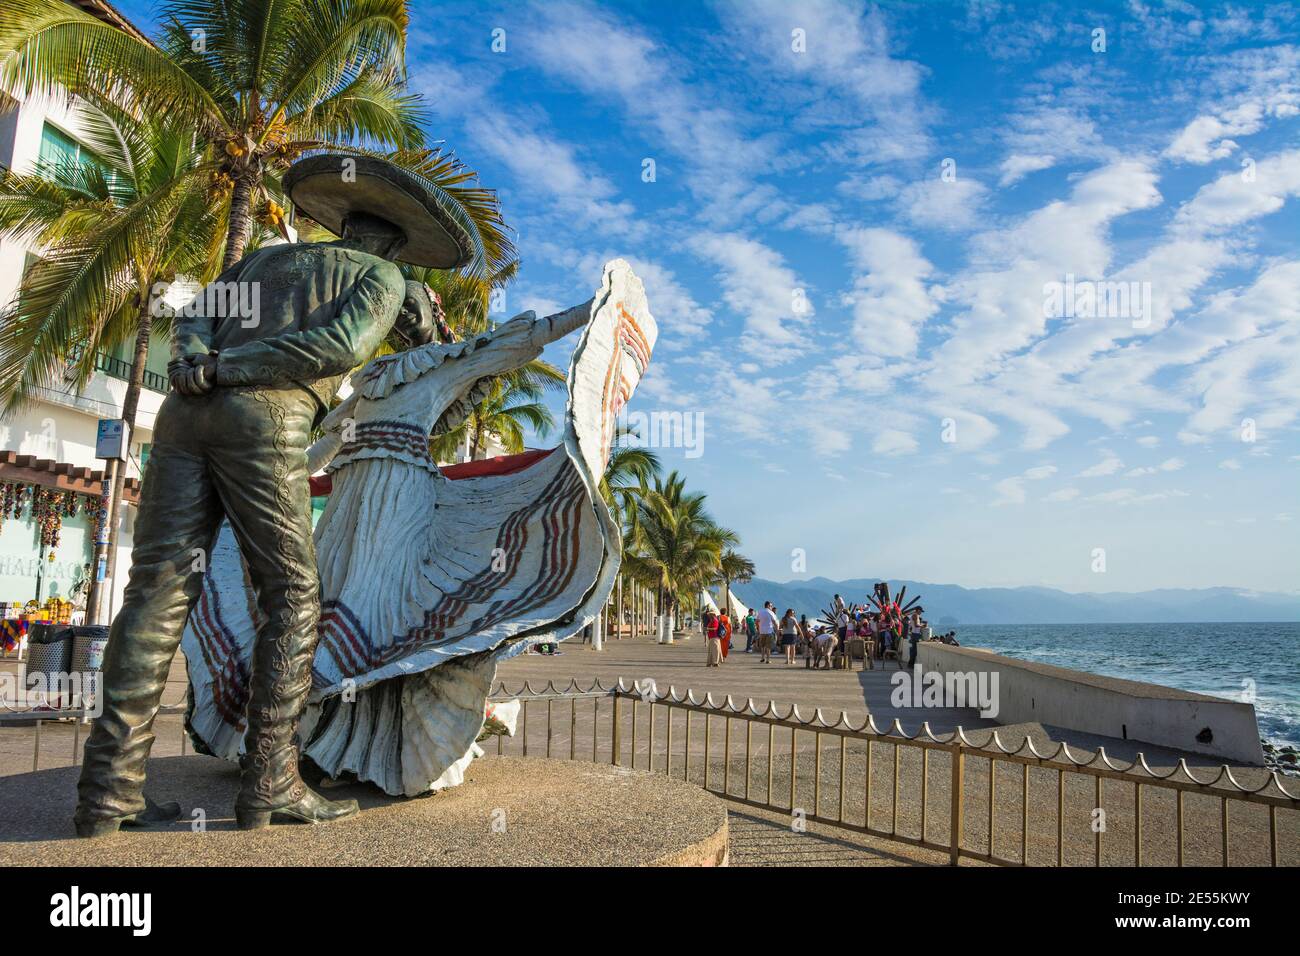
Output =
[
  {"x1": 0, "y1": 481, "x2": 92, "y2": 555},
  {"x1": 0, "y1": 481, "x2": 32, "y2": 530}
]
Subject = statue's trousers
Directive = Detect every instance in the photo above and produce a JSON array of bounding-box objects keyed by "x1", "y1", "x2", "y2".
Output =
[{"x1": 76, "y1": 386, "x2": 321, "y2": 824}]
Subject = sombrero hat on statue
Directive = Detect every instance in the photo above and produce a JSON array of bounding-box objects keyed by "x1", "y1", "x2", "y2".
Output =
[{"x1": 283, "y1": 153, "x2": 481, "y2": 270}]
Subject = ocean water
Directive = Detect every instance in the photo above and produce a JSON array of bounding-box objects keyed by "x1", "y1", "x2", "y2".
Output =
[{"x1": 954, "y1": 623, "x2": 1300, "y2": 748}]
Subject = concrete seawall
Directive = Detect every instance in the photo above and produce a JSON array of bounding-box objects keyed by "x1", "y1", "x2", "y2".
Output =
[{"x1": 916, "y1": 643, "x2": 1265, "y2": 765}]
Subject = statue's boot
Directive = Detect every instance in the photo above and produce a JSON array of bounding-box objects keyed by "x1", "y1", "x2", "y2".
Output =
[
  {"x1": 233, "y1": 602, "x2": 358, "y2": 831},
  {"x1": 235, "y1": 782, "x2": 358, "y2": 830},
  {"x1": 74, "y1": 795, "x2": 183, "y2": 839}
]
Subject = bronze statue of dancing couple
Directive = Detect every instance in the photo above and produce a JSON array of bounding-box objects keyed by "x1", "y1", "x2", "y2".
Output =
[{"x1": 76, "y1": 155, "x2": 487, "y2": 836}]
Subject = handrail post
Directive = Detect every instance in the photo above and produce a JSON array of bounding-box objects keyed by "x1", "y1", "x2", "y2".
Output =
[
  {"x1": 611, "y1": 693, "x2": 622, "y2": 766},
  {"x1": 949, "y1": 742, "x2": 963, "y2": 866}
]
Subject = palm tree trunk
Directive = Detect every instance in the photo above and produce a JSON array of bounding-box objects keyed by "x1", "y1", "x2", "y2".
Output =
[
  {"x1": 615, "y1": 574, "x2": 623, "y2": 640},
  {"x1": 223, "y1": 175, "x2": 255, "y2": 270},
  {"x1": 470, "y1": 417, "x2": 484, "y2": 461},
  {"x1": 101, "y1": 300, "x2": 153, "y2": 620}
]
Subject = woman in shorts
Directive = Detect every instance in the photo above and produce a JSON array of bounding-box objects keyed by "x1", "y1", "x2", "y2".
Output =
[{"x1": 779, "y1": 608, "x2": 800, "y2": 665}]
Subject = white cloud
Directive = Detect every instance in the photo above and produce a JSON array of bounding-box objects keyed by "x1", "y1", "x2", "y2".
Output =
[
  {"x1": 1126, "y1": 457, "x2": 1187, "y2": 476},
  {"x1": 464, "y1": 110, "x2": 637, "y2": 235},
  {"x1": 992, "y1": 476, "x2": 1028, "y2": 506},
  {"x1": 1176, "y1": 148, "x2": 1300, "y2": 235},
  {"x1": 714, "y1": 0, "x2": 933, "y2": 165},
  {"x1": 837, "y1": 227, "x2": 937, "y2": 358},
  {"x1": 872, "y1": 429, "x2": 919, "y2": 457},
  {"x1": 689, "y1": 232, "x2": 813, "y2": 357},
  {"x1": 525, "y1": 1, "x2": 782, "y2": 222},
  {"x1": 896, "y1": 177, "x2": 988, "y2": 231},
  {"x1": 1079, "y1": 452, "x2": 1125, "y2": 477},
  {"x1": 1043, "y1": 487, "x2": 1081, "y2": 502},
  {"x1": 999, "y1": 153, "x2": 1057, "y2": 186},
  {"x1": 992, "y1": 463, "x2": 1057, "y2": 505},
  {"x1": 1165, "y1": 102, "x2": 1264, "y2": 164}
]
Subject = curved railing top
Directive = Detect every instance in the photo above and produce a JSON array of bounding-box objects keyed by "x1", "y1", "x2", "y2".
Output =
[{"x1": 488, "y1": 676, "x2": 1300, "y2": 801}]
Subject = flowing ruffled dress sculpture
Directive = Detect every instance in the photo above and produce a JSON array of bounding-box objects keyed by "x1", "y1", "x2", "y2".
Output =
[{"x1": 181, "y1": 260, "x2": 655, "y2": 796}]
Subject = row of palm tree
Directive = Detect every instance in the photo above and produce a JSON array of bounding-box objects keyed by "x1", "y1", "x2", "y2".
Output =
[{"x1": 607, "y1": 458, "x2": 754, "y2": 640}]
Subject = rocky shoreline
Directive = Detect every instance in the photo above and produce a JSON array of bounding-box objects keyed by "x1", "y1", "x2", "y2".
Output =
[{"x1": 1262, "y1": 738, "x2": 1299, "y2": 776}]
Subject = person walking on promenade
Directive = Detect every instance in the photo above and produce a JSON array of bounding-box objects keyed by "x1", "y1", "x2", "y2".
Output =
[
  {"x1": 757, "y1": 601, "x2": 778, "y2": 663},
  {"x1": 704, "y1": 611, "x2": 720, "y2": 666},
  {"x1": 744, "y1": 608, "x2": 758, "y2": 653},
  {"x1": 779, "y1": 608, "x2": 799, "y2": 665},
  {"x1": 718, "y1": 610, "x2": 732, "y2": 661},
  {"x1": 797, "y1": 613, "x2": 812, "y2": 663},
  {"x1": 903, "y1": 610, "x2": 916, "y2": 669},
  {"x1": 907, "y1": 610, "x2": 926, "y2": 669},
  {"x1": 858, "y1": 614, "x2": 875, "y2": 669}
]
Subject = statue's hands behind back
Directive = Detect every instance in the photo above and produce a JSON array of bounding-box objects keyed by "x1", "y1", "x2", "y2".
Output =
[{"x1": 168, "y1": 353, "x2": 219, "y2": 396}]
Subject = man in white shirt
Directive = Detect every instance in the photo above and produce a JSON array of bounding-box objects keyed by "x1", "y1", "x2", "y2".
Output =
[{"x1": 757, "y1": 602, "x2": 779, "y2": 663}]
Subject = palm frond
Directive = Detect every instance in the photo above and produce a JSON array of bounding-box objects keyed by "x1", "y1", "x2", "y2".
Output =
[{"x1": 0, "y1": 0, "x2": 225, "y2": 125}]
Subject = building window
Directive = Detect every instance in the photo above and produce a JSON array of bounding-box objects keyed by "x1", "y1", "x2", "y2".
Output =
[{"x1": 38, "y1": 122, "x2": 115, "y2": 188}]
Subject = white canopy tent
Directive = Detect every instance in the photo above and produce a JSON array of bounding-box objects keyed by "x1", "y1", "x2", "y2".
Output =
[{"x1": 714, "y1": 588, "x2": 749, "y2": 619}]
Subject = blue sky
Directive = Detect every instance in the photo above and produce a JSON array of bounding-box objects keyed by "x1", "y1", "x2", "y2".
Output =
[{"x1": 119, "y1": 1, "x2": 1300, "y2": 593}]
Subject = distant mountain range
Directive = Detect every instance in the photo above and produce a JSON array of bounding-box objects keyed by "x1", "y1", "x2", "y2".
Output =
[{"x1": 725, "y1": 576, "x2": 1300, "y2": 625}]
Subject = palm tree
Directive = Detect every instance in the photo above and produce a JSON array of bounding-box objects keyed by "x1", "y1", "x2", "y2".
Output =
[
  {"x1": 600, "y1": 439, "x2": 660, "y2": 520},
  {"x1": 427, "y1": 373, "x2": 556, "y2": 463},
  {"x1": 415, "y1": 251, "x2": 567, "y2": 464},
  {"x1": 628, "y1": 471, "x2": 734, "y2": 639},
  {"x1": 0, "y1": 98, "x2": 226, "y2": 613},
  {"x1": 0, "y1": 0, "x2": 428, "y2": 268},
  {"x1": 0, "y1": 94, "x2": 225, "y2": 614},
  {"x1": 0, "y1": 99, "x2": 222, "y2": 410},
  {"x1": 600, "y1": 438, "x2": 660, "y2": 639},
  {"x1": 715, "y1": 548, "x2": 755, "y2": 619}
]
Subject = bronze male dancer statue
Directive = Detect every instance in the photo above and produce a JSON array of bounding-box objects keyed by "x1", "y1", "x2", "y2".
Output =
[{"x1": 75, "y1": 155, "x2": 476, "y2": 836}]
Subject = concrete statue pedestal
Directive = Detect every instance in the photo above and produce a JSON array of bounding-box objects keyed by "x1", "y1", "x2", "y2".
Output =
[{"x1": 0, "y1": 755, "x2": 728, "y2": 866}]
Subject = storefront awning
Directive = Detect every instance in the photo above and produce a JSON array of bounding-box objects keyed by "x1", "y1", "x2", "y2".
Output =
[{"x1": 0, "y1": 451, "x2": 141, "y2": 504}]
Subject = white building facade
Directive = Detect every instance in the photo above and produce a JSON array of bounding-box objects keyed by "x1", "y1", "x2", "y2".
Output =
[{"x1": 0, "y1": 2, "x2": 154, "y2": 619}]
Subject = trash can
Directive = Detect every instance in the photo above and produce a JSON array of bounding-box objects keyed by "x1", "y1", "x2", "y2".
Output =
[
  {"x1": 24, "y1": 623, "x2": 75, "y2": 706},
  {"x1": 71, "y1": 625, "x2": 110, "y2": 707}
]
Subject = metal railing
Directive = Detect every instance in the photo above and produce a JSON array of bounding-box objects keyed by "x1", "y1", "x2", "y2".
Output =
[
  {"x1": 3, "y1": 674, "x2": 1292, "y2": 865},
  {"x1": 488, "y1": 678, "x2": 1300, "y2": 867},
  {"x1": 1, "y1": 695, "x2": 189, "y2": 772},
  {"x1": 93, "y1": 351, "x2": 168, "y2": 393}
]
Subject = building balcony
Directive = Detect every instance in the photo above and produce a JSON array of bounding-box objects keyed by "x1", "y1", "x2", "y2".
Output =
[{"x1": 91, "y1": 350, "x2": 168, "y2": 394}]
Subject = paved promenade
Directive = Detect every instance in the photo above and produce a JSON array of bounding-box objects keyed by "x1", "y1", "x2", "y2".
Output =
[
  {"x1": 496, "y1": 632, "x2": 1243, "y2": 766},
  {"x1": 500, "y1": 631, "x2": 994, "y2": 734}
]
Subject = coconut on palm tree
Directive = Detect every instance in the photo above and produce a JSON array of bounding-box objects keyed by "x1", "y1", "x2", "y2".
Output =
[{"x1": 0, "y1": 0, "x2": 431, "y2": 268}]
